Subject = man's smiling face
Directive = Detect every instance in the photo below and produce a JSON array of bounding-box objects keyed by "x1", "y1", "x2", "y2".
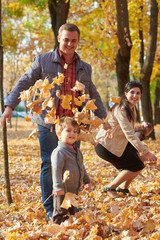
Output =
[{"x1": 58, "y1": 30, "x2": 79, "y2": 58}]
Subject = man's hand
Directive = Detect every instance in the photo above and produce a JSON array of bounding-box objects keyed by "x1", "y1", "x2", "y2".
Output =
[{"x1": 1, "y1": 106, "x2": 13, "y2": 128}]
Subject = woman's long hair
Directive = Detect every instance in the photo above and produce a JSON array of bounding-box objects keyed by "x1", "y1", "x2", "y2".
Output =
[{"x1": 111, "y1": 81, "x2": 143, "y2": 122}]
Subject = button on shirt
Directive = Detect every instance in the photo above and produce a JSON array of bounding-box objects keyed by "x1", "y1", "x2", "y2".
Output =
[{"x1": 56, "y1": 49, "x2": 79, "y2": 118}]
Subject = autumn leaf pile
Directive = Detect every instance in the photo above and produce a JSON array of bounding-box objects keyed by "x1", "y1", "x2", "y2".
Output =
[{"x1": 0, "y1": 120, "x2": 159, "y2": 239}]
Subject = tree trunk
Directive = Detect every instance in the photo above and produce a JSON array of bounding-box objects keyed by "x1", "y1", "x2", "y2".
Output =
[
  {"x1": 115, "y1": 0, "x2": 132, "y2": 96},
  {"x1": 48, "y1": 0, "x2": 70, "y2": 49},
  {"x1": 0, "y1": 0, "x2": 13, "y2": 205},
  {"x1": 154, "y1": 80, "x2": 160, "y2": 124},
  {"x1": 140, "y1": 0, "x2": 158, "y2": 139}
]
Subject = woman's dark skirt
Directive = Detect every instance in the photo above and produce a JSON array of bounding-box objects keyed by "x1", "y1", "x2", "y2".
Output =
[{"x1": 95, "y1": 142, "x2": 145, "y2": 172}]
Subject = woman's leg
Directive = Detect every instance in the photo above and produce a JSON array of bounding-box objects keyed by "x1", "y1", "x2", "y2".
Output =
[
  {"x1": 107, "y1": 169, "x2": 141, "y2": 189},
  {"x1": 118, "y1": 171, "x2": 141, "y2": 189}
]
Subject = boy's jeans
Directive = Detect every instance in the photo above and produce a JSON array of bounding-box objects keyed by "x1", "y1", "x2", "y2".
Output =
[{"x1": 38, "y1": 125, "x2": 58, "y2": 213}]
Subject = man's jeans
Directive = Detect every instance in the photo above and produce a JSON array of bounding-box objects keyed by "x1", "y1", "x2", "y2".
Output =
[{"x1": 38, "y1": 125, "x2": 58, "y2": 213}]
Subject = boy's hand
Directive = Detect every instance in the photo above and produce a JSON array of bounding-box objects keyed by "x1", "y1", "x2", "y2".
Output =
[
  {"x1": 103, "y1": 122, "x2": 111, "y2": 130},
  {"x1": 84, "y1": 183, "x2": 91, "y2": 191},
  {"x1": 55, "y1": 190, "x2": 65, "y2": 196}
]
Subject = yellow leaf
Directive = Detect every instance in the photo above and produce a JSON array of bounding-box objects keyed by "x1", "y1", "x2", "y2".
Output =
[
  {"x1": 110, "y1": 96, "x2": 121, "y2": 103},
  {"x1": 28, "y1": 128, "x2": 40, "y2": 139},
  {"x1": 74, "y1": 94, "x2": 90, "y2": 106},
  {"x1": 83, "y1": 99, "x2": 97, "y2": 112},
  {"x1": 71, "y1": 80, "x2": 85, "y2": 93},
  {"x1": 52, "y1": 73, "x2": 65, "y2": 87},
  {"x1": 44, "y1": 108, "x2": 56, "y2": 124},
  {"x1": 24, "y1": 117, "x2": 31, "y2": 121},
  {"x1": 60, "y1": 192, "x2": 79, "y2": 209},
  {"x1": 19, "y1": 86, "x2": 35, "y2": 101},
  {"x1": 143, "y1": 219, "x2": 155, "y2": 233},
  {"x1": 61, "y1": 95, "x2": 72, "y2": 110},
  {"x1": 36, "y1": 78, "x2": 52, "y2": 98},
  {"x1": 42, "y1": 96, "x2": 50, "y2": 110},
  {"x1": 78, "y1": 131, "x2": 95, "y2": 145},
  {"x1": 63, "y1": 170, "x2": 70, "y2": 182},
  {"x1": 90, "y1": 116, "x2": 104, "y2": 129}
]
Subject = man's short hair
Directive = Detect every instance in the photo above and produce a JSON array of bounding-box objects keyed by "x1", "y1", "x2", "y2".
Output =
[
  {"x1": 55, "y1": 116, "x2": 79, "y2": 135},
  {"x1": 58, "y1": 23, "x2": 80, "y2": 39}
]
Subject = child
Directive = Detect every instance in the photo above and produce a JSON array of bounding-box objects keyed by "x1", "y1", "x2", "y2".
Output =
[
  {"x1": 51, "y1": 117, "x2": 90, "y2": 224},
  {"x1": 135, "y1": 122, "x2": 153, "y2": 141},
  {"x1": 135, "y1": 122, "x2": 154, "y2": 164}
]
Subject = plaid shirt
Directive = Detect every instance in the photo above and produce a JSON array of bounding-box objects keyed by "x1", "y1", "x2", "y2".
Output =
[{"x1": 56, "y1": 49, "x2": 79, "y2": 118}]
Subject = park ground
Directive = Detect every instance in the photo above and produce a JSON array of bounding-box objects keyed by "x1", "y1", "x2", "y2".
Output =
[{"x1": 0, "y1": 118, "x2": 160, "y2": 239}]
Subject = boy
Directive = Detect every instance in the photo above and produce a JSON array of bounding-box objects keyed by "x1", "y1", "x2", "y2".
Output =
[{"x1": 51, "y1": 117, "x2": 90, "y2": 224}]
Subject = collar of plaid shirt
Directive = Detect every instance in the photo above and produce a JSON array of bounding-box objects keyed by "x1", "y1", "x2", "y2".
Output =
[{"x1": 56, "y1": 48, "x2": 79, "y2": 119}]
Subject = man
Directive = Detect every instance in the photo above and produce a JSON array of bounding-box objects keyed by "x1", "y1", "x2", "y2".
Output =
[{"x1": 1, "y1": 23, "x2": 109, "y2": 222}]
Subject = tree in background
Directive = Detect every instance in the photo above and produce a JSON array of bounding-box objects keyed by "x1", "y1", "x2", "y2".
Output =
[
  {"x1": 48, "y1": 0, "x2": 70, "y2": 48},
  {"x1": 114, "y1": 0, "x2": 158, "y2": 138},
  {"x1": 0, "y1": 0, "x2": 13, "y2": 205},
  {"x1": 115, "y1": 0, "x2": 132, "y2": 96},
  {"x1": 139, "y1": 0, "x2": 158, "y2": 139}
]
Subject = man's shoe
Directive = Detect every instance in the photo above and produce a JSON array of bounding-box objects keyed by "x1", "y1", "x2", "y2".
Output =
[{"x1": 46, "y1": 211, "x2": 53, "y2": 223}]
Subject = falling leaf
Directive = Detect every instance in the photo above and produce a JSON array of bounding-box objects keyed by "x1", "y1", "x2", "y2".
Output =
[
  {"x1": 38, "y1": 78, "x2": 52, "y2": 98},
  {"x1": 31, "y1": 104, "x2": 42, "y2": 114},
  {"x1": 42, "y1": 96, "x2": 50, "y2": 110},
  {"x1": 24, "y1": 117, "x2": 31, "y2": 121},
  {"x1": 19, "y1": 86, "x2": 35, "y2": 101},
  {"x1": 44, "y1": 108, "x2": 56, "y2": 124},
  {"x1": 71, "y1": 80, "x2": 85, "y2": 93},
  {"x1": 63, "y1": 170, "x2": 70, "y2": 182},
  {"x1": 74, "y1": 94, "x2": 90, "y2": 106},
  {"x1": 78, "y1": 131, "x2": 95, "y2": 145},
  {"x1": 27, "y1": 97, "x2": 43, "y2": 110},
  {"x1": 52, "y1": 73, "x2": 65, "y2": 87},
  {"x1": 83, "y1": 99, "x2": 97, "y2": 112},
  {"x1": 28, "y1": 128, "x2": 40, "y2": 139},
  {"x1": 60, "y1": 192, "x2": 79, "y2": 209},
  {"x1": 110, "y1": 96, "x2": 121, "y2": 103},
  {"x1": 56, "y1": 89, "x2": 62, "y2": 99},
  {"x1": 61, "y1": 95, "x2": 72, "y2": 110},
  {"x1": 90, "y1": 116, "x2": 105, "y2": 129},
  {"x1": 64, "y1": 63, "x2": 68, "y2": 69}
]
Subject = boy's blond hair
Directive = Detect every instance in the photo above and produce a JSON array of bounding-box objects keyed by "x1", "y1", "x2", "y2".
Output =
[{"x1": 55, "y1": 117, "x2": 79, "y2": 135}]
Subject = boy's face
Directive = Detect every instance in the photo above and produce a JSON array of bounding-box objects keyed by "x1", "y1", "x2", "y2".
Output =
[{"x1": 59, "y1": 123, "x2": 78, "y2": 145}]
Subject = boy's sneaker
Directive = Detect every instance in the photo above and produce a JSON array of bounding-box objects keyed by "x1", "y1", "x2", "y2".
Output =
[
  {"x1": 46, "y1": 211, "x2": 53, "y2": 223},
  {"x1": 76, "y1": 208, "x2": 82, "y2": 212}
]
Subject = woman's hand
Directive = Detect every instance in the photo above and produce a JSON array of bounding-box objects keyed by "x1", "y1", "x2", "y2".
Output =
[
  {"x1": 103, "y1": 122, "x2": 112, "y2": 130},
  {"x1": 142, "y1": 152, "x2": 157, "y2": 165},
  {"x1": 105, "y1": 126, "x2": 118, "y2": 139}
]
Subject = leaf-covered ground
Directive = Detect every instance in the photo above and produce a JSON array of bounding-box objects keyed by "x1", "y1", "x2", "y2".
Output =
[{"x1": 0, "y1": 119, "x2": 160, "y2": 240}]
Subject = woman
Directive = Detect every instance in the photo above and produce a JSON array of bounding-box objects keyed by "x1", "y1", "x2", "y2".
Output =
[{"x1": 95, "y1": 81, "x2": 157, "y2": 198}]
